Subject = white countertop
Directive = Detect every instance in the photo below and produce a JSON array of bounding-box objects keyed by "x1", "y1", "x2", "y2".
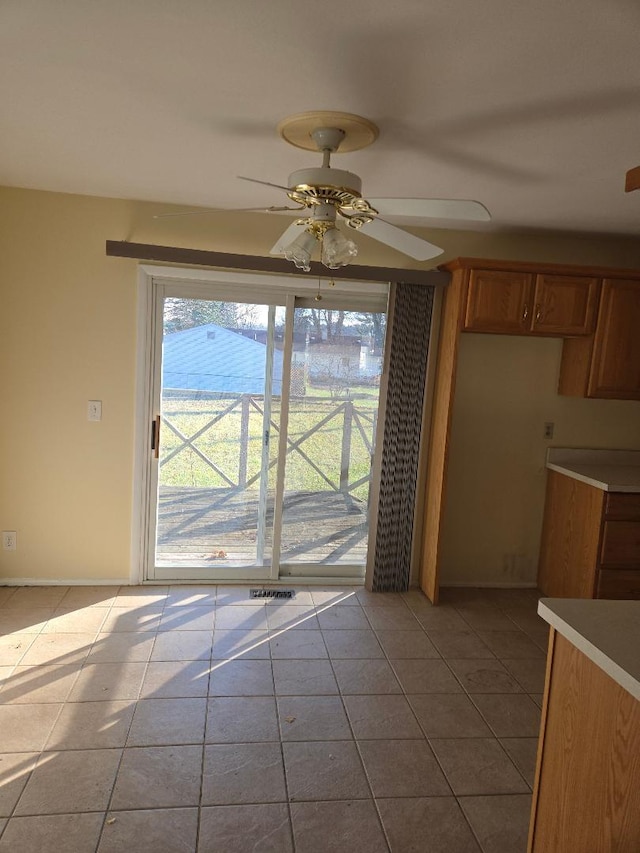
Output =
[
  {"x1": 546, "y1": 448, "x2": 640, "y2": 492},
  {"x1": 538, "y1": 598, "x2": 640, "y2": 701}
]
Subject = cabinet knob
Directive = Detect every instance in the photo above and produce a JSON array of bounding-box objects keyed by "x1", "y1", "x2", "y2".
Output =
[
  {"x1": 522, "y1": 303, "x2": 529, "y2": 321},
  {"x1": 535, "y1": 304, "x2": 542, "y2": 322}
]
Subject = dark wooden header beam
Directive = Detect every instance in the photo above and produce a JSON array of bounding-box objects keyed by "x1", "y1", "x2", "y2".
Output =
[{"x1": 105, "y1": 241, "x2": 449, "y2": 287}]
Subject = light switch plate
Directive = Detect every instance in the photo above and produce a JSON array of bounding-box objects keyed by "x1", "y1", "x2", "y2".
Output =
[{"x1": 88, "y1": 400, "x2": 102, "y2": 422}]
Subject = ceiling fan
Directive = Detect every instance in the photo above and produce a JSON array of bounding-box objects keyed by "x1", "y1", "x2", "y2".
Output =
[
  {"x1": 156, "y1": 111, "x2": 491, "y2": 271},
  {"x1": 248, "y1": 111, "x2": 491, "y2": 271}
]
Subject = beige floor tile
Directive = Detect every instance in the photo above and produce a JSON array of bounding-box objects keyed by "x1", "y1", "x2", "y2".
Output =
[
  {"x1": 265, "y1": 589, "x2": 315, "y2": 607},
  {"x1": 476, "y1": 630, "x2": 545, "y2": 660},
  {"x1": 409, "y1": 693, "x2": 493, "y2": 738},
  {"x1": 97, "y1": 807, "x2": 198, "y2": 853},
  {"x1": 459, "y1": 793, "x2": 533, "y2": 853},
  {"x1": 501, "y1": 657, "x2": 547, "y2": 693},
  {"x1": 212, "y1": 629, "x2": 271, "y2": 660},
  {"x1": 15, "y1": 633, "x2": 94, "y2": 667},
  {"x1": 284, "y1": 740, "x2": 370, "y2": 802},
  {"x1": 0, "y1": 588, "x2": 17, "y2": 606},
  {"x1": 471, "y1": 693, "x2": 542, "y2": 737},
  {"x1": 5, "y1": 588, "x2": 69, "y2": 610},
  {"x1": 198, "y1": 803, "x2": 293, "y2": 853},
  {"x1": 290, "y1": 799, "x2": 388, "y2": 853},
  {"x1": 447, "y1": 659, "x2": 523, "y2": 693},
  {"x1": 0, "y1": 812, "x2": 104, "y2": 853},
  {"x1": 358, "y1": 739, "x2": 450, "y2": 797},
  {"x1": 333, "y1": 659, "x2": 401, "y2": 694},
  {"x1": 45, "y1": 700, "x2": 135, "y2": 750},
  {"x1": 67, "y1": 663, "x2": 147, "y2": 702},
  {"x1": 269, "y1": 630, "x2": 328, "y2": 660},
  {"x1": 321, "y1": 630, "x2": 384, "y2": 659},
  {"x1": 272, "y1": 659, "x2": 338, "y2": 695},
  {"x1": 99, "y1": 607, "x2": 162, "y2": 633},
  {"x1": 500, "y1": 737, "x2": 539, "y2": 787},
  {"x1": 390, "y1": 659, "x2": 462, "y2": 693},
  {"x1": 166, "y1": 586, "x2": 217, "y2": 607},
  {"x1": 377, "y1": 797, "x2": 481, "y2": 853},
  {"x1": 115, "y1": 588, "x2": 168, "y2": 608},
  {"x1": 363, "y1": 605, "x2": 422, "y2": 630},
  {"x1": 159, "y1": 607, "x2": 215, "y2": 632},
  {"x1": 426, "y1": 630, "x2": 495, "y2": 660},
  {"x1": 0, "y1": 609, "x2": 54, "y2": 635},
  {"x1": 343, "y1": 694, "x2": 423, "y2": 740},
  {"x1": 139, "y1": 661, "x2": 210, "y2": 698},
  {"x1": 214, "y1": 605, "x2": 267, "y2": 630},
  {"x1": 209, "y1": 659, "x2": 274, "y2": 696},
  {"x1": 202, "y1": 742, "x2": 286, "y2": 805},
  {"x1": 456, "y1": 603, "x2": 518, "y2": 632},
  {"x1": 214, "y1": 587, "x2": 265, "y2": 606},
  {"x1": 42, "y1": 608, "x2": 108, "y2": 634},
  {"x1": 0, "y1": 703, "x2": 61, "y2": 751},
  {"x1": 316, "y1": 605, "x2": 369, "y2": 630},
  {"x1": 413, "y1": 605, "x2": 468, "y2": 631},
  {"x1": 206, "y1": 696, "x2": 279, "y2": 743},
  {"x1": 0, "y1": 634, "x2": 36, "y2": 666},
  {"x1": 355, "y1": 589, "x2": 406, "y2": 607},
  {"x1": 150, "y1": 630, "x2": 213, "y2": 662},
  {"x1": 14, "y1": 748, "x2": 121, "y2": 815},
  {"x1": 110, "y1": 745, "x2": 202, "y2": 810},
  {"x1": 430, "y1": 738, "x2": 530, "y2": 795},
  {"x1": 310, "y1": 588, "x2": 359, "y2": 607},
  {"x1": 375, "y1": 630, "x2": 440, "y2": 659},
  {"x1": 266, "y1": 605, "x2": 318, "y2": 631},
  {"x1": 57, "y1": 586, "x2": 119, "y2": 608},
  {"x1": 87, "y1": 632, "x2": 155, "y2": 663},
  {"x1": 0, "y1": 663, "x2": 80, "y2": 705},
  {"x1": 127, "y1": 697, "x2": 207, "y2": 746},
  {"x1": 277, "y1": 696, "x2": 352, "y2": 741},
  {"x1": 0, "y1": 753, "x2": 39, "y2": 816}
]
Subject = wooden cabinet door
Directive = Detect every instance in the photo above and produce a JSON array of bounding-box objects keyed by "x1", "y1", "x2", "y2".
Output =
[
  {"x1": 530, "y1": 274, "x2": 599, "y2": 336},
  {"x1": 588, "y1": 278, "x2": 640, "y2": 399},
  {"x1": 463, "y1": 270, "x2": 534, "y2": 333}
]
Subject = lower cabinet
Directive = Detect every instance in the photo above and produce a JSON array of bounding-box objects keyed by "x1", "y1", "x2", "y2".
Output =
[
  {"x1": 537, "y1": 471, "x2": 640, "y2": 599},
  {"x1": 528, "y1": 631, "x2": 640, "y2": 851}
]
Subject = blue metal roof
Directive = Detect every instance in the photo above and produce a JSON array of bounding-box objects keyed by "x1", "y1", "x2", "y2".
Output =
[{"x1": 162, "y1": 324, "x2": 283, "y2": 395}]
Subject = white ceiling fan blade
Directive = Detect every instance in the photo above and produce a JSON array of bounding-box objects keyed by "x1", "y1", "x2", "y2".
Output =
[
  {"x1": 366, "y1": 198, "x2": 491, "y2": 221},
  {"x1": 358, "y1": 218, "x2": 444, "y2": 261},
  {"x1": 238, "y1": 175, "x2": 292, "y2": 192},
  {"x1": 153, "y1": 206, "x2": 301, "y2": 220},
  {"x1": 270, "y1": 221, "x2": 306, "y2": 255}
]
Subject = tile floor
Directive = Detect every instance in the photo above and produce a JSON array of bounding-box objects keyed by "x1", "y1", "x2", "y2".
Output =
[{"x1": 0, "y1": 583, "x2": 548, "y2": 852}]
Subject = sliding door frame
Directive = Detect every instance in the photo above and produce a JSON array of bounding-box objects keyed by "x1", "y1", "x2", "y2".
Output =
[{"x1": 131, "y1": 264, "x2": 389, "y2": 584}]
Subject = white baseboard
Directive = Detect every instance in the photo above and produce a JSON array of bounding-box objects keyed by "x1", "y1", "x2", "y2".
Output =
[{"x1": 0, "y1": 578, "x2": 129, "y2": 587}]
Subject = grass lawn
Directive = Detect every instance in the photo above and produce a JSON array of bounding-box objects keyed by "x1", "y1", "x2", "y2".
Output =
[{"x1": 159, "y1": 391, "x2": 379, "y2": 501}]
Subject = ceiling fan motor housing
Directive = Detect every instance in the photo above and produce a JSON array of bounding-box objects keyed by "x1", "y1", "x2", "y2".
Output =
[{"x1": 287, "y1": 167, "x2": 363, "y2": 209}]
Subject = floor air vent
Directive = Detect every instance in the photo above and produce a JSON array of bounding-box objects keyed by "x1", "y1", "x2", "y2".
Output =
[{"x1": 249, "y1": 589, "x2": 295, "y2": 600}]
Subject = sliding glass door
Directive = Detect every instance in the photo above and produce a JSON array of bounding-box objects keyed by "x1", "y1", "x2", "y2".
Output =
[{"x1": 145, "y1": 275, "x2": 387, "y2": 582}]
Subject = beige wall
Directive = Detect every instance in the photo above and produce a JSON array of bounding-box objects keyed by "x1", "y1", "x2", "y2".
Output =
[{"x1": 1, "y1": 184, "x2": 640, "y2": 583}]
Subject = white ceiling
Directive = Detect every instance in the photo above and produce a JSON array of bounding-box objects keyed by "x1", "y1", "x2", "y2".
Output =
[{"x1": 2, "y1": 0, "x2": 640, "y2": 238}]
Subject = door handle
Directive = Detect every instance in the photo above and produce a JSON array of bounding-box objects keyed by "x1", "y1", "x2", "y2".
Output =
[{"x1": 151, "y1": 415, "x2": 161, "y2": 459}]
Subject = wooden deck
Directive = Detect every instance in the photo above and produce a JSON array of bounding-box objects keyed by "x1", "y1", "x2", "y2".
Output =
[{"x1": 156, "y1": 486, "x2": 369, "y2": 566}]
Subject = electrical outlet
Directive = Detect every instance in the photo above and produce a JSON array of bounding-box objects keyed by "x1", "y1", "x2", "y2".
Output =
[
  {"x1": 543, "y1": 422, "x2": 555, "y2": 440},
  {"x1": 88, "y1": 400, "x2": 102, "y2": 422},
  {"x1": 2, "y1": 531, "x2": 16, "y2": 551}
]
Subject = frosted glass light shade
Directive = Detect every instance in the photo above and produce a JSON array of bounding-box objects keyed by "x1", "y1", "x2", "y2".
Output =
[{"x1": 321, "y1": 227, "x2": 358, "y2": 269}]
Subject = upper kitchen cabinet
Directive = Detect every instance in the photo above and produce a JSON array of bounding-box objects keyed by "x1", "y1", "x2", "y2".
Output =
[
  {"x1": 462, "y1": 263, "x2": 599, "y2": 336},
  {"x1": 559, "y1": 278, "x2": 640, "y2": 400}
]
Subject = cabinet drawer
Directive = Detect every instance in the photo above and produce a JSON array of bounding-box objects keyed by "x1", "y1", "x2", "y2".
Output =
[
  {"x1": 596, "y1": 570, "x2": 640, "y2": 599},
  {"x1": 600, "y1": 520, "x2": 640, "y2": 567},
  {"x1": 605, "y1": 492, "x2": 640, "y2": 520}
]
